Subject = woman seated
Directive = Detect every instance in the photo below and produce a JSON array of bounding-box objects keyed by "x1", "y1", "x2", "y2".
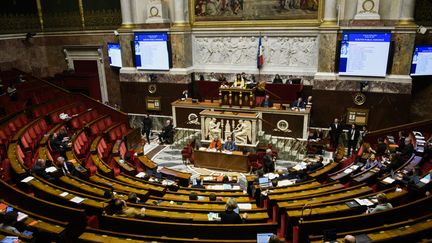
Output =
[
  {"x1": 220, "y1": 198, "x2": 248, "y2": 224},
  {"x1": 366, "y1": 193, "x2": 393, "y2": 214}
]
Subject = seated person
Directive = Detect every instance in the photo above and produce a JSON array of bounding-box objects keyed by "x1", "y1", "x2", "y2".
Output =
[
  {"x1": 366, "y1": 193, "x2": 393, "y2": 213},
  {"x1": 208, "y1": 135, "x2": 222, "y2": 151},
  {"x1": 220, "y1": 79, "x2": 230, "y2": 88},
  {"x1": 110, "y1": 198, "x2": 146, "y2": 218},
  {"x1": 399, "y1": 137, "x2": 414, "y2": 158},
  {"x1": 401, "y1": 166, "x2": 422, "y2": 185},
  {"x1": 220, "y1": 198, "x2": 248, "y2": 224},
  {"x1": 305, "y1": 96, "x2": 313, "y2": 108},
  {"x1": 376, "y1": 137, "x2": 388, "y2": 156},
  {"x1": 273, "y1": 74, "x2": 283, "y2": 84},
  {"x1": 306, "y1": 156, "x2": 324, "y2": 172},
  {"x1": 189, "y1": 191, "x2": 198, "y2": 200},
  {"x1": 192, "y1": 178, "x2": 205, "y2": 189},
  {"x1": 246, "y1": 75, "x2": 257, "y2": 88},
  {"x1": 158, "y1": 120, "x2": 174, "y2": 144},
  {"x1": 223, "y1": 136, "x2": 237, "y2": 151},
  {"x1": 127, "y1": 192, "x2": 143, "y2": 204},
  {"x1": 362, "y1": 154, "x2": 380, "y2": 171},
  {"x1": 6, "y1": 83, "x2": 17, "y2": 101},
  {"x1": 308, "y1": 128, "x2": 323, "y2": 140},
  {"x1": 181, "y1": 89, "x2": 189, "y2": 99},
  {"x1": 0, "y1": 211, "x2": 21, "y2": 235},
  {"x1": 260, "y1": 94, "x2": 273, "y2": 108},
  {"x1": 50, "y1": 132, "x2": 68, "y2": 157},
  {"x1": 57, "y1": 156, "x2": 76, "y2": 176},
  {"x1": 32, "y1": 159, "x2": 56, "y2": 182},
  {"x1": 232, "y1": 73, "x2": 246, "y2": 89},
  {"x1": 291, "y1": 97, "x2": 305, "y2": 109}
]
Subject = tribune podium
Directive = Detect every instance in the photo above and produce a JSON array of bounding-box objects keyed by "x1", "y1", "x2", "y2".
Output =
[{"x1": 219, "y1": 87, "x2": 255, "y2": 108}]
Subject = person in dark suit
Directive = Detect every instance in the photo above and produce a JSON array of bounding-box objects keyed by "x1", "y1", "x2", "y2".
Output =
[
  {"x1": 307, "y1": 156, "x2": 324, "y2": 172},
  {"x1": 220, "y1": 198, "x2": 248, "y2": 224},
  {"x1": 329, "y1": 118, "x2": 342, "y2": 150},
  {"x1": 376, "y1": 138, "x2": 388, "y2": 157},
  {"x1": 262, "y1": 149, "x2": 275, "y2": 173},
  {"x1": 50, "y1": 132, "x2": 68, "y2": 157},
  {"x1": 223, "y1": 136, "x2": 237, "y2": 151},
  {"x1": 291, "y1": 97, "x2": 305, "y2": 109},
  {"x1": 158, "y1": 120, "x2": 174, "y2": 144},
  {"x1": 181, "y1": 89, "x2": 189, "y2": 99},
  {"x1": 141, "y1": 114, "x2": 152, "y2": 143},
  {"x1": 400, "y1": 137, "x2": 414, "y2": 158},
  {"x1": 397, "y1": 131, "x2": 407, "y2": 152},
  {"x1": 273, "y1": 74, "x2": 283, "y2": 84},
  {"x1": 347, "y1": 124, "x2": 360, "y2": 156},
  {"x1": 260, "y1": 94, "x2": 273, "y2": 108},
  {"x1": 32, "y1": 159, "x2": 55, "y2": 182},
  {"x1": 56, "y1": 156, "x2": 76, "y2": 176},
  {"x1": 192, "y1": 178, "x2": 205, "y2": 189}
]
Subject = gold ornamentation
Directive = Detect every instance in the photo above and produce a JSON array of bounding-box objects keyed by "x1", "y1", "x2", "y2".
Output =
[
  {"x1": 353, "y1": 92, "x2": 366, "y2": 106},
  {"x1": 148, "y1": 84, "x2": 157, "y2": 94}
]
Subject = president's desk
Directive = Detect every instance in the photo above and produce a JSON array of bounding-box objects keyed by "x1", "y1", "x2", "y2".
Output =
[
  {"x1": 171, "y1": 99, "x2": 310, "y2": 139},
  {"x1": 194, "y1": 150, "x2": 249, "y2": 172}
]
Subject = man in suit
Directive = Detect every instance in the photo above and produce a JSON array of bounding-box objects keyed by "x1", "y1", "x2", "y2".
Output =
[
  {"x1": 32, "y1": 159, "x2": 55, "y2": 182},
  {"x1": 262, "y1": 149, "x2": 275, "y2": 173},
  {"x1": 181, "y1": 89, "x2": 189, "y2": 99},
  {"x1": 158, "y1": 119, "x2": 174, "y2": 144},
  {"x1": 347, "y1": 124, "x2": 360, "y2": 156},
  {"x1": 400, "y1": 137, "x2": 414, "y2": 158},
  {"x1": 192, "y1": 178, "x2": 205, "y2": 189},
  {"x1": 223, "y1": 136, "x2": 237, "y2": 151},
  {"x1": 376, "y1": 138, "x2": 388, "y2": 157},
  {"x1": 208, "y1": 135, "x2": 222, "y2": 151},
  {"x1": 57, "y1": 156, "x2": 75, "y2": 176},
  {"x1": 141, "y1": 114, "x2": 152, "y2": 143},
  {"x1": 291, "y1": 97, "x2": 305, "y2": 109},
  {"x1": 261, "y1": 94, "x2": 273, "y2": 108},
  {"x1": 329, "y1": 118, "x2": 342, "y2": 150}
]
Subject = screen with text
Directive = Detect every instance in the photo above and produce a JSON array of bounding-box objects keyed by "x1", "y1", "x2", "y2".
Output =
[
  {"x1": 108, "y1": 43, "x2": 122, "y2": 68},
  {"x1": 339, "y1": 32, "x2": 391, "y2": 77},
  {"x1": 134, "y1": 32, "x2": 170, "y2": 71},
  {"x1": 411, "y1": 45, "x2": 432, "y2": 76}
]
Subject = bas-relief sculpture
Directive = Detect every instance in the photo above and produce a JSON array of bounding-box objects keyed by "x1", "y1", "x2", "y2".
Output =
[
  {"x1": 194, "y1": 0, "x2": 319, "y2": 21},
  {"x1": 193, "y1": 36, "x2": 318, "y2": 68}
]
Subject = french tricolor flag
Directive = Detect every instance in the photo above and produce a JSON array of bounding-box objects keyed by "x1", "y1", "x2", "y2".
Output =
[{"x1": 257, "y1": 35, "x2": 264, "y2": 69}]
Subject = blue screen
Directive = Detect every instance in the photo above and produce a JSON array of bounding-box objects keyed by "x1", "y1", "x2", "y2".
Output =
[
  {"x1": 134, "y1": 32, "x2": 170, "y2": 70},
  {"x1": 107, "y1": 43, "x2": 122, "y2": 68},
  {"x1": 339, "y1": 32, "x2": 391, "y2": 77},
  {"x1": 411, "y1": 45, "x2": 432, "y2": 76}
]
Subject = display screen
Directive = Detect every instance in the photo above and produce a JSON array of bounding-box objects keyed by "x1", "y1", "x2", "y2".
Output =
[
  {"x1": 107, "y1": 43, "x2": 122, "y2": 68},
  {"x1": 411, "y1": 45, "x2": 432, "y2": 76},
  {"x1": 134, "y1": 32, "x2": 170, "y2": 71},
  {"x1": 339, "y1": 32, "x2": 392, "y2": 77}
]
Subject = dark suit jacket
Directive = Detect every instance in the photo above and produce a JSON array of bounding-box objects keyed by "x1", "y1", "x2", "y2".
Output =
[
  {"x1": 348, "y1": 128, "x2": 360, "y2": 143},
  {"x1": 400, "y1": 143, "x2": 414, "y2": 157},
  {"x1": 329, "y1": 123, "x2": 342, "y2": 138},
  {"x1": 220, "y1": 210, "x2": 243, "y2": 224},
  {"x1": 142, "y1": 117, "x2": 152, "y2": 131},
  {"x1": 291, "y1": 100, "x2": 305, "y2": 109},
  {"x1": 376, "y1": 142, "x2": 388, "y2": 156},
  {"x1": 59, "y1": 162, "x2": 76, "y2": 176},
  {"x1": 261, "y1": 99, "x2": 273, "y2": 108},
  {"x1": 32, "y1": 164, "x2": 55, "y2": 181}
]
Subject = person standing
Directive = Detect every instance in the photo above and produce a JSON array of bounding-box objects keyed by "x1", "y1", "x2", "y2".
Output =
[
  {"x1": 142, "y1": 114, "x2": 152, "y2": 143},
  {"x1": 329, "y1": 118, "x2": 342, "y2": 150},
  {"x1": 347, "y1": 124, "x2": 359, "y2": 156},
  {"x1": 262, "y1": 149, "x2": 276, "y2": 173}
]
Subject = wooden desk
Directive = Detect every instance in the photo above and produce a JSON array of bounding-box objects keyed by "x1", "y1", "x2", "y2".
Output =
[
  {"x1": 158, "y1": 167, "x2": 191, "y2": 187},
  {"x1": 194, "y1": 150, "x2": 249, "y2": 173}
]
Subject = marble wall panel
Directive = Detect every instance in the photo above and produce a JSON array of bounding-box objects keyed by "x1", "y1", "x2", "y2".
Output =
[
  {"x1": 391, "y1": 32, "x2": 416, "y2": 75},
  {"x1": 317, "y1": 32, "x2": 337, "y2": 73}
]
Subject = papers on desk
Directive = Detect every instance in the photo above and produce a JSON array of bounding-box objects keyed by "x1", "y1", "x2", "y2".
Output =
[
  {"x1": 351, "y1": 165, "x2": 359, "y2": 170},
  {"x1": 383, "y1": 177, "x2": 395, "y2": 184},
  {"x1": 70, "y1": 196, "x2": 85, "y2": 204},
  {"x1": 207, "y1": 185, "x2": 224, "y2": 190},
  {"x1": 222, "y1": 150, "x2": 232, "y2": 154},
  {"x1": 278, "y1": 179, "x2": 296, "y2": 187},
  {"x1": 17, "y1": 212, "x2": 28, "y2": 222},
  {"x1": 223, "y1": 184, "x2": 232, "y2": 190},
  {"x1": 199, "y1": 147, "x2": 207, "y2": 151},
  {"x1": 354, "y1": 198, "x2": 374, "y2": 207},
  {"x1": 197, "y1": 196, "x2": 205, "y2": 201},
  {"x1": 162, "y1": 179, "x2": 175, "y2": 186},
  {"x1": 202, "y1": 176, "x2": 214, "y2": 181},
  {"x1": 343, "y1": 168, "x2": 353, "y2": 174},
  {"x1": 292, "y1": 162, "x2": 307, "y2": 171},
  {"x1": 21, "y1": 176, "x2": 34, "y2": 183},
  {"x1": 420, "y1": 175, "x2": 431, "y2": 184},
  {"x1": 136, "y1": 172, "x2": 146, "y2": 178},
  {"x1": 265, "y1": 173, "x2": 278, "y2": 180},
  {"x1": 237, "y1": 203, "x2": 252, "y2": 210},
  {"x1": 207, "y1": 212, "x2": 220, "y2": 221},
  {"x1": 232, "y1": 185, "x2": 241, "y2": 190},
  {"x1": 45, "y1": 166, "x2": 57, "y2": 173},
  {"x1": 206, "y1": 148, "x2": 217, "y2": 152},
  {"x1": 59, "y1": 192, "x2": 69, "y2": 197}
]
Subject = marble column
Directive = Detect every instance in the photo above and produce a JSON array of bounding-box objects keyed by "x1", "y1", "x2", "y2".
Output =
[
  {"x1": 130, "y1": 0, "x2": 147, "y2": 24},
  {"x1": 321, "y1": 0, "x2": 338, "y2": 26},
  {"x1": 120, "y1": 0, "x2": 133, "y2": 27},
  {"x1": 398, "y1": 0, "x2": 416, "y2": 26},
  {"x1": 173, "y1": 0, "x2": 188, "y2": 26}
]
